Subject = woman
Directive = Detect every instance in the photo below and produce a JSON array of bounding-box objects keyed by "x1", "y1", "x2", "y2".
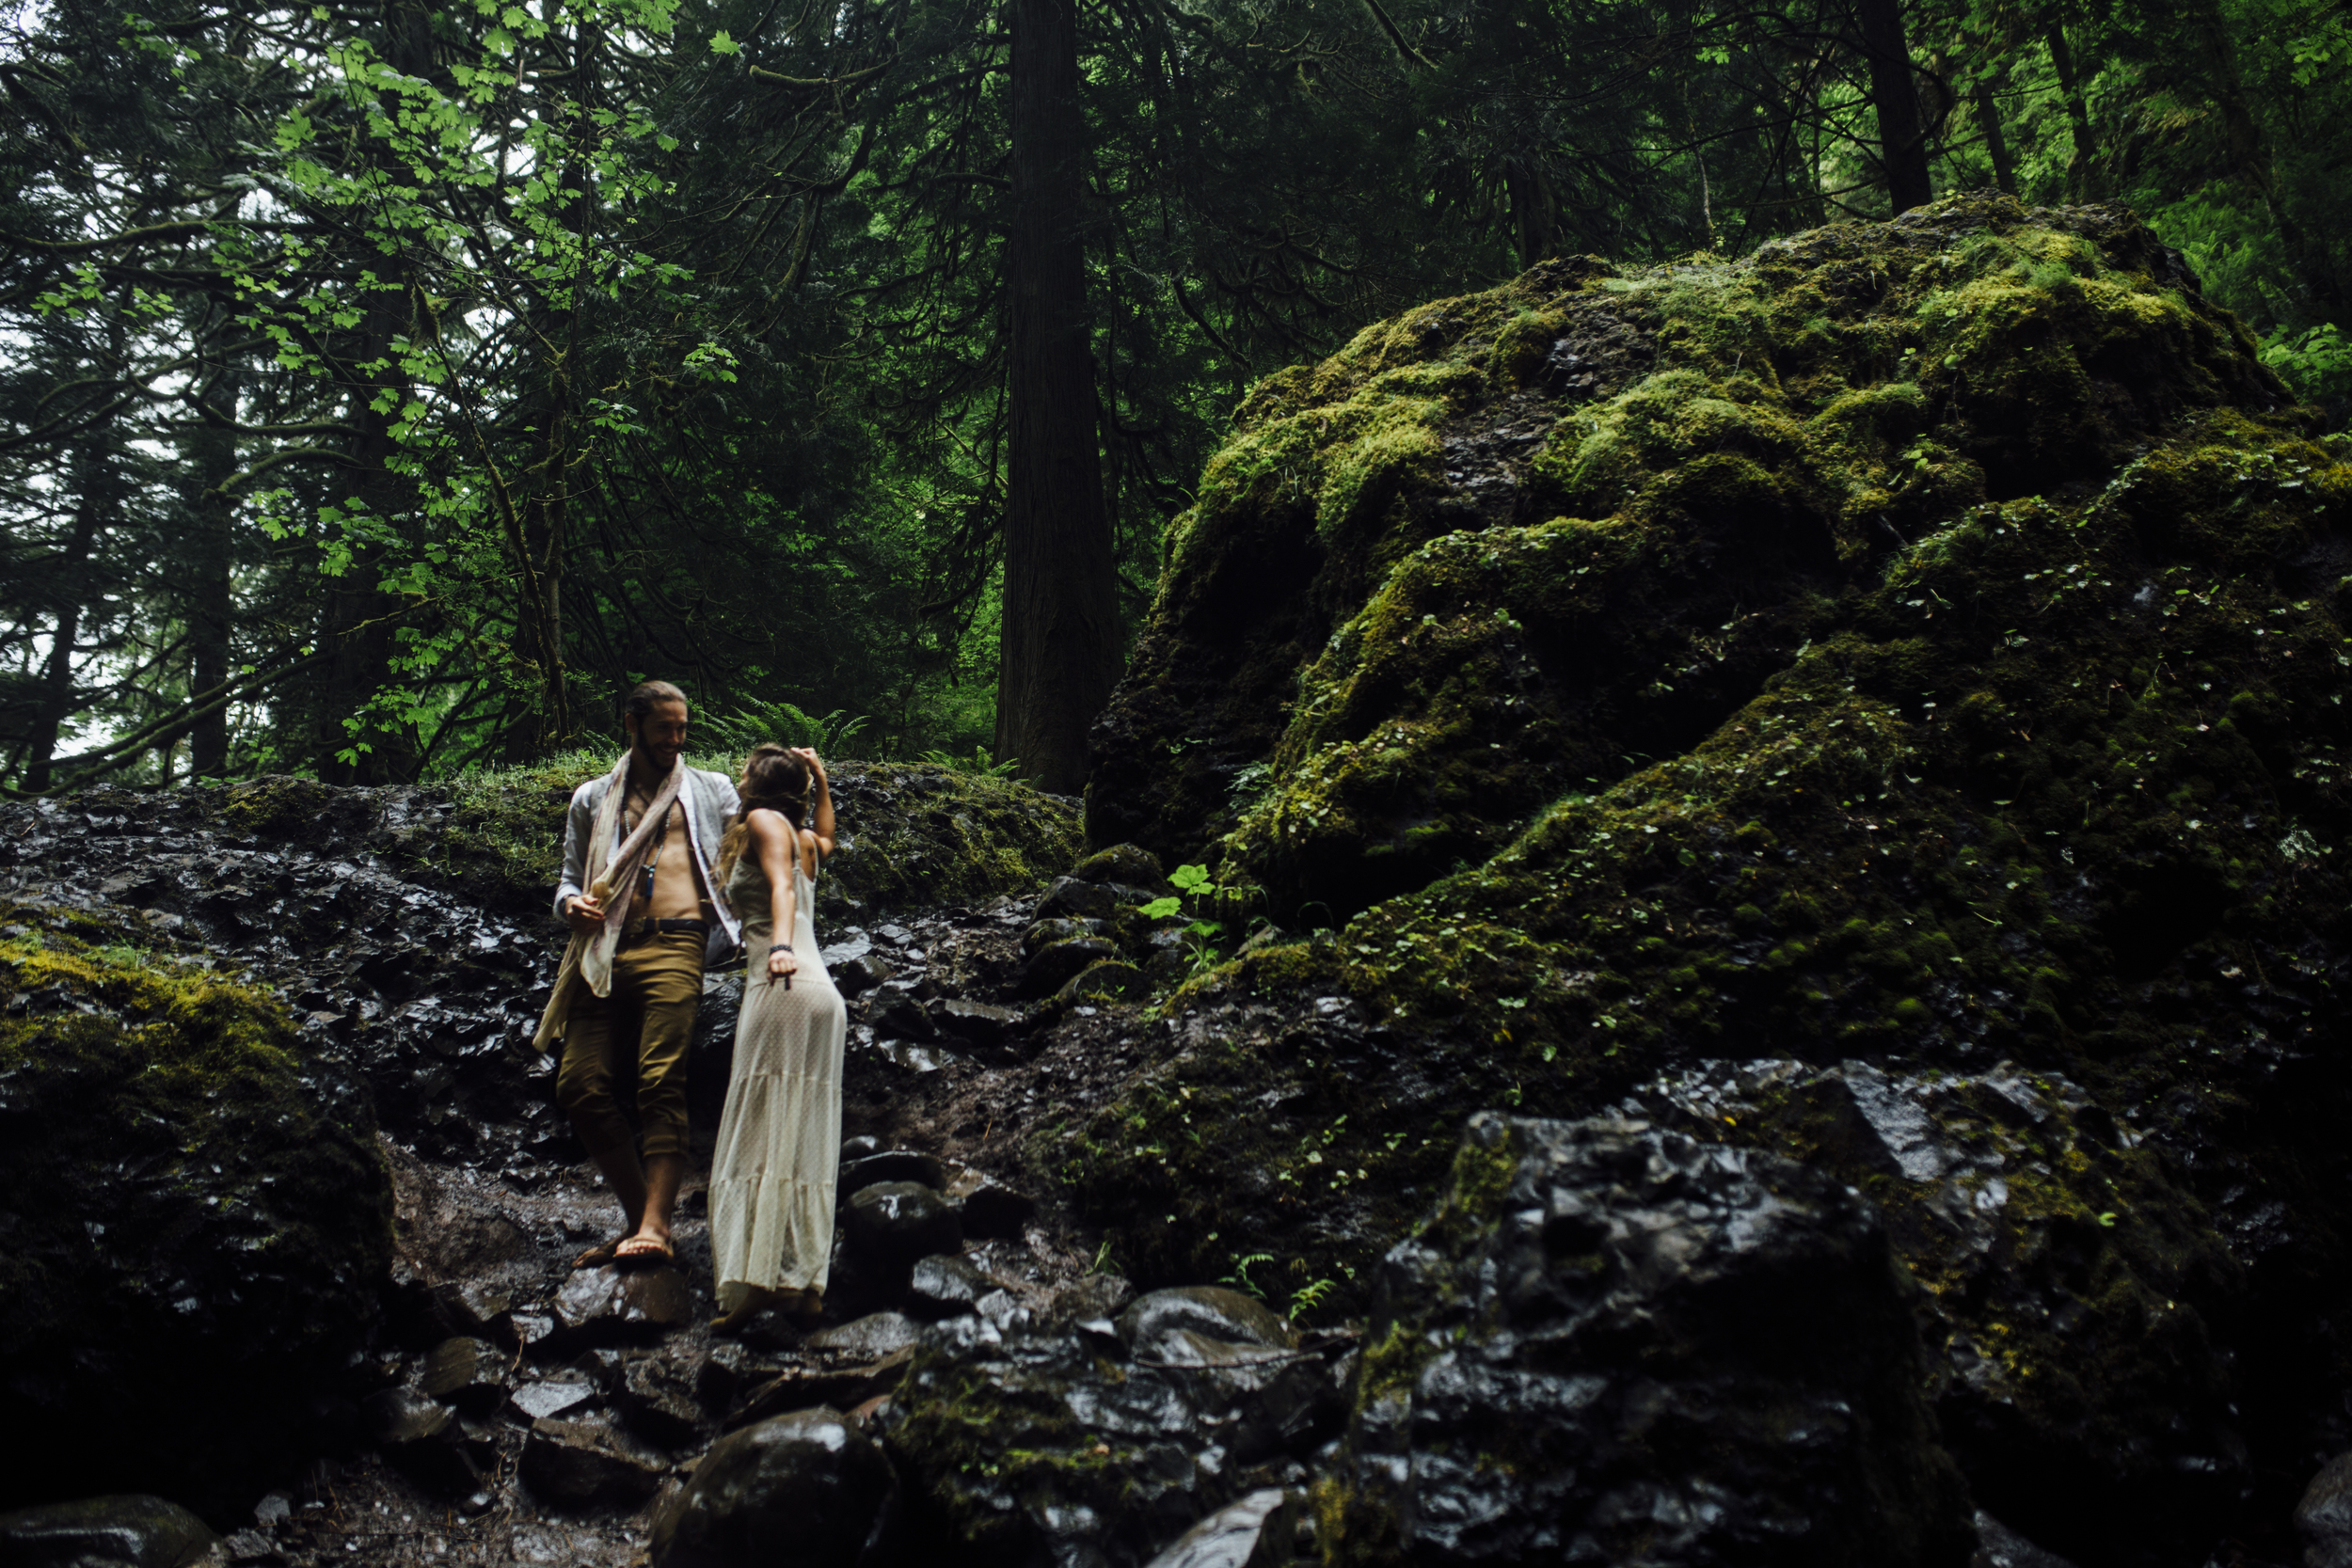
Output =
[{"x1": 708, "y1": 743, "x2": 842, "y2": 1333}]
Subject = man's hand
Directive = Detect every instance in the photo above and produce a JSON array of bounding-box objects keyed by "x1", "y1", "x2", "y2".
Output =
[{"x1": 566, "y1": 893, "x2": 606, "y2": 935}]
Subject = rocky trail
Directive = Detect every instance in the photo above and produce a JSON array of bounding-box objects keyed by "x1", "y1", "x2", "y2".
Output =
[{"x1": 0, "y1": 770, "x2": 1357, "y2": 1568}]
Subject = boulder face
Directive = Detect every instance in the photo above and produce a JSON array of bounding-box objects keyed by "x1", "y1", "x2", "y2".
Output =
[
  {"x1": 1078, "y1": 193, "x2": 2352, "y2": 1560},
  {"x1": 1326, "y1": 1113, "x2": 1975, "y2": 1567},
  {"x1": 0, "y1": 904, "x2": 391, "y2": 1514}
]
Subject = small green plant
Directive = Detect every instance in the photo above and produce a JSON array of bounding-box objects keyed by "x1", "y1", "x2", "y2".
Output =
[
  {"x1": 916, "y1": 745, "x2": 1021, "y2": 778},
  {"x1": 1222, "y1": 1251, "x2": 1278, "y2": 1299},
  {"x1": 1288, "y1": 1275, "x2": 1340, "y2": 1319},
  {"x1": 1140, "y1": 862, "x2": 1271, "y2": 980}
]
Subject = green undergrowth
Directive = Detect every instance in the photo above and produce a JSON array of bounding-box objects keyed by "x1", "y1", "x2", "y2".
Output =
[
  {"x1": 1072, "y1": 194, "x2": 2352, "y2": 1345},
  {"x1": 387, "y1": 753, "x2": 1083, "y2": 918}
]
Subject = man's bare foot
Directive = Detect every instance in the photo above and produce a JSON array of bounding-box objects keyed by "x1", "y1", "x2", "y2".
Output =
[{"x1": 572, "y1": 1238, "x2": 623, "y2": 1271}]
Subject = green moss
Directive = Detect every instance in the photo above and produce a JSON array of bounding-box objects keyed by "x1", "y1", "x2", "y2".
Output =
[
  {"x1": 1077, "y1": 193, "x2": 2352, "y2": 1351},
  {"x1": 0, "y1": 901, "x2": 392, "y2": 1506}
]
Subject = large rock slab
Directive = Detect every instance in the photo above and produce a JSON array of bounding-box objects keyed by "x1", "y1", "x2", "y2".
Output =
[
  {"x1": 0, "y1": 1495, "x2": 222, "y2": 1567},
  {"x1": 650, "y1": 1407, "x2": 896, "y2": 1568},
  {"x1": 1327, "y1": 1112, "x2": 1975, "y2": 1566},
  {"x1": 880, "y1": 1312, "x2": 1350, "y2": 1566}
]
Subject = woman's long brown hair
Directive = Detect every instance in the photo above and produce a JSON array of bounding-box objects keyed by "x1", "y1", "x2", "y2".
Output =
[{"x1": 715, "y1": 743, "x2": 812, "y2": 885}]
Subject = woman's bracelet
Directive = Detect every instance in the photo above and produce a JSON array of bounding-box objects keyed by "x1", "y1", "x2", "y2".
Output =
[{"x1": 769, "y1": 942, "x2": 792, "y2": 954}]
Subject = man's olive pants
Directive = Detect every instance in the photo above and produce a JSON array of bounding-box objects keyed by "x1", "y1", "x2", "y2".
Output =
[{"x1": 557, "y1": 931, "x2": 702, "y2": 1163}]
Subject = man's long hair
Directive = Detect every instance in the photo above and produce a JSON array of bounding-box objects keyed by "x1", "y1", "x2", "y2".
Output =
[{"x1": 715, "y1": 744, "x2": 813, "y2": 885}]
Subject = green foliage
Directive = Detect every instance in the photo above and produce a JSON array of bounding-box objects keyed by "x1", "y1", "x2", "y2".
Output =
[
  {"x1": 914, "y1": 746, "x2": 1022, "y2": 779},
  {"x1": 2263, "y1": 324, "x2": 2352, "y2": 424},
  {"x1": 696, "y1": 703, "x2": 873, "y2": 762}
]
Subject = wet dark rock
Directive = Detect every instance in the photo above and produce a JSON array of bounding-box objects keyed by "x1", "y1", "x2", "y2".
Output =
[
  {"x1": 1012, "y1": 936, "x2": 1117, "y2": 999},
  {"x1": 839, "y1": 1149, "x2": 946, "y2": 1192},
  {"x1": 933, "y1": 998, "x2": 1021, "y2": 1050},
  {"x1": 0, "y1": 917, "x2": 390, "y2": 1513},
  {"x1": 804, "y1": 1312, "x2": 924, "y2": 1361},
  {"x1": 868, "y1": 995, "x2": 934, "y2": 1041},
  {"x1": 693, "y1": 1343, "x2": 774, "y2": 1415},
  {"x1": 1044, "y1": 1274, "x2": 1138, "y2": 1330},
  {"x1": 649, "y1": 1407, "x2": 897, "y2": 1568},
  {"x1": 1071, "y1": 845, "x2": 1169, "y2": 894},
  {"x1": 518, "y1": 1417, "x2": 667, "y2": 1508},
  {"x1": 616, "y1": 1354, "x2": 707, "y2": 1449},
  {"x1": 946, "y1": 1170, "x2": 1037, "y2": 1241},
  {"x1": 1118, "y1": 1288, "x2": 1297, "y2": 1361},
  {"x1": 420, "y1": 1336, "x2": 510, "y2": 1416},
  {"x1": 219, "y1": 1527, "x2": 274, "y2": 1563},
  {"x1": 731, "y1": 1349, "x2": 916, "y2": 1429},
  {"x1": 880, "y1": 1313, "x2": 1350, "y2": 1567},
  {"x1": 362, "y1": 1386, "x2": 481, "y2": 1494},
  {"x1": 1057, "y1": 960, "x2": 1146, "y2": 1006},
  {"x1": 1142, "y1": 1487, "x2": 1308, "y2": 1568},
  {"x1": 550, "y1": 1264, "x2": 695, "y2": 1345},
  {"x1": 510, "y1": 1372, "x2": 598, "y2": 1421},
  {"x1": 905, "y1": 1255, "x2": 995, "y2": 1320},
  {"x1": 831, "y1": 953, "x2": 893, "y2": 999},
  {"x1": 2298, "y1": 1453, "x2": 2352, "y2": 1568},
  {"x1": 844, "y1": 1183, "x2": 961, "y2": 1268},
  {"x1": 0, "y1": 1494, "x2": 222, "y2": 1567},
  {"x1": 1328, "y1": 1113, "x2": 1976, "y2": 1567},
  {"x1": 1973, "y1": 1512, "x2": 2083, "y2": 1568},
  {"x1": 1035, "y1": 877, "x2": 1122, "y2": 923},
  {"x1": 1634, "y1": 1058, "x2": 2248, "y2": 1560},
  {"x1": 1021, "y1": 917, "x2": 1114, "y2": 958}
]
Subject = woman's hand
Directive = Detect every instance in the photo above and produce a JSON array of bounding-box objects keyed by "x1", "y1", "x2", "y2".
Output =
[
  {"x1": 766, "y1": 942, "x2": 801, "y2": 985},
  {"x1": 789, "y1": 746, "x2": 826, "y2": 785}
]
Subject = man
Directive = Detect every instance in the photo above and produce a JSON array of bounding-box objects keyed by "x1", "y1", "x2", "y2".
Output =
[{"x1": 533, "y1": 680, "x2": 740, "y2": 1267}]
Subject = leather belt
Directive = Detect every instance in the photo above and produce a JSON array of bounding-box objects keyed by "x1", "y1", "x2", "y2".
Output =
[{"x1": 625, "y1": 917, "x2": 711, "y2": 941}]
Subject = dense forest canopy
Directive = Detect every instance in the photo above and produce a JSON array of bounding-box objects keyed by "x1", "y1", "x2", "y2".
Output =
[{"x1": 0, "y1": 0, "x2": 2346, "y2": 793}]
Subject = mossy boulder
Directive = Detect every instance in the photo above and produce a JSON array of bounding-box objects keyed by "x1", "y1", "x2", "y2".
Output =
[
  {"x1": 1076, "y1": 194, "x2": 2352, "y2": 1560},
  {"x1": 0, "y1": 902, "x2": 391, "y2": 1515}
]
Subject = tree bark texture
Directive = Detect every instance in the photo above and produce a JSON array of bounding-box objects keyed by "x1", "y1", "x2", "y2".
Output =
[
  {"x1": 998, "y1": 0, "x2": 1120, "y2": 796},
  {"x1": 2043, "y1": 22, "x2": 2098, "y2": 200},
  {"x1": 1855, "y1": 0, "x2": 1931, "y2": 214},
  {"x1": 1974, "y1": 80, "x2": 2017, "y2": 197},
  {"x1": 188, "y1": 352, "x2": 240, "y2": 779},
  {"x1": 24, "y1": 434, "x2": 113, "y2": 793}
]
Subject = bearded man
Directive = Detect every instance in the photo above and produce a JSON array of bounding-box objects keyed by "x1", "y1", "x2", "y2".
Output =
[{"x1": 532, "y1": 680, "x2": 740, "y2": 1267}]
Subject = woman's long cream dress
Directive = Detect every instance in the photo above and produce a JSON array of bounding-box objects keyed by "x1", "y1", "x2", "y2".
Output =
[{"x1": 711, "y1": 845, "x2": 845, "y2": 1311}]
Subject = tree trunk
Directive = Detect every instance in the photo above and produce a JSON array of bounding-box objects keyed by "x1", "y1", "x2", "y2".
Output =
[
  {"x1": 2184, "y1": 0, "x2": 2344, "y2": 318},
  {"x1": 188, "y1": 351, "x2": 240, "y2": 779},
  {"x1": 997, "y1": 0, "x2": 1120, "y2": 795},
  {"x1": 24, "y1": 434, "x2": 111, "y2": 793},
  {"x1": 1974, "y1": 80, "x2": 2016, "y2": 197},
  {"x1": 316, "y1": 2, "x2": 433, "y2": 784},
  {"x1": 1855, "y1": 0, "x2": 1931, "y2": 213},
  {"x1": 2043, "y1": 22, "x2": 2097, "y2": 200}
]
